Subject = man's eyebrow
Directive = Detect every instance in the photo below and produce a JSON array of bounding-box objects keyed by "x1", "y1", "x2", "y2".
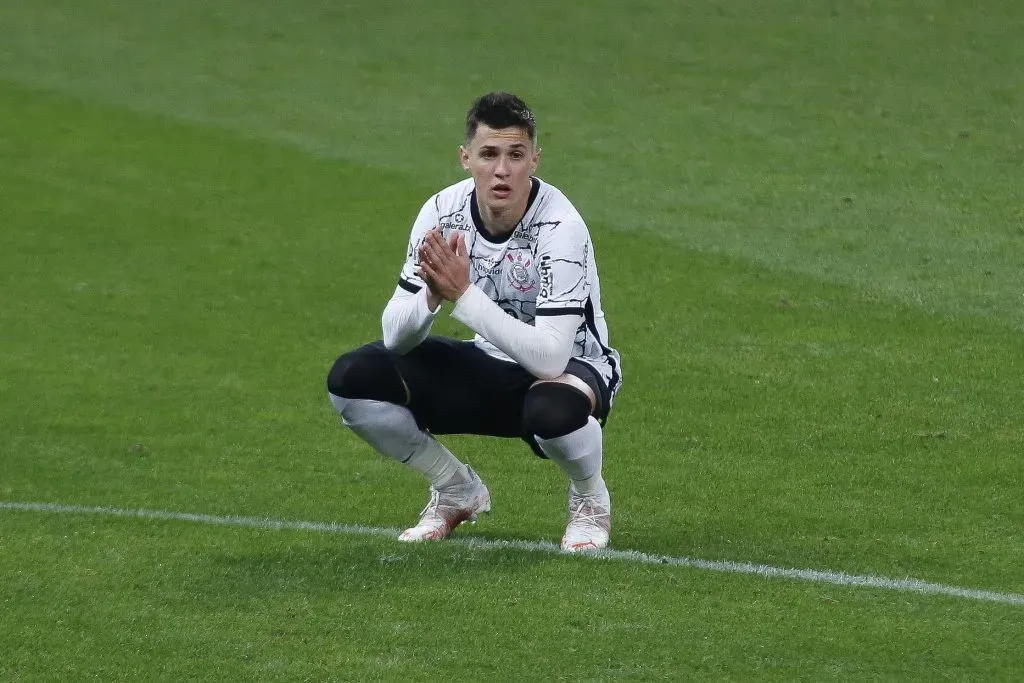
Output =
[{"x1": 480, "y1": 142, "x2": 529, "y2": 149}]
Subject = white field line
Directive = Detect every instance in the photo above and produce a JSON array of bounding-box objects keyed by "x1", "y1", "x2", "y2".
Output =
[{"x1": 3, "y1": 499, "x2": 1022, "y2": 607}]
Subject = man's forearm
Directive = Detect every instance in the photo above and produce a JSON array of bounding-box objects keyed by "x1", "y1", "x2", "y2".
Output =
[
  {"x1": 382, "y1": 286, "x2": 440, "y2": 354},
  {"x1": 451, "y1": 284, "x2": 581, "y2": 379}
]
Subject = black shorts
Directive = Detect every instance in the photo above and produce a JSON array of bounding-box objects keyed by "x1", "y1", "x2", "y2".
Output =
[{"x1": 367, "y1": 336, "x2": 612, "y2": 441}]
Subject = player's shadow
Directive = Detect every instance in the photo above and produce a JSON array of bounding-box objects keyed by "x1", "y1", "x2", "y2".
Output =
[{"x1": 189, "y1": 534, "x2": 573, "y2": 605}]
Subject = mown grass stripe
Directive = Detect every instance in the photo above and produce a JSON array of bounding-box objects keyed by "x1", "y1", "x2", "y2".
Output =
[{"x1": 3, "y1": 499, "x2": 1022, "y2": 607}]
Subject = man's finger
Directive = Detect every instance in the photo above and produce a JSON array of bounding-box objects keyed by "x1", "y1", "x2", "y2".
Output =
[
  {"x1": 428, "y1": 229, "x2": 449, "y2": 251},
  {"x1": 420, "y1": 259, "x2": 446, "y2": 285},
  {"x1": 421, "y1": 266, "x2": 452, "y2": 300},
  {"x1": 420, "y1": 238, "x2": 445, "y2": 265},
  {"x1": 418, "y1": 262, "x2": 438, "y2": 286},
  {"x1": 430, "y1": 229, "x2": 456, "y2": 253},
  {"x1": 421, "y1": 229, "x2": 443, "y2": 260}
]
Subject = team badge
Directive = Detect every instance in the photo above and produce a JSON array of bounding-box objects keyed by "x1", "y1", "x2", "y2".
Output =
[{"x1": 506, "y1": 251, "x2": 537, "y2": 293}]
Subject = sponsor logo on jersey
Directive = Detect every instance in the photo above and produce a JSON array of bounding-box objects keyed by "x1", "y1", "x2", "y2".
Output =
[
  {"x1": 507, "y1": 251, "x2": 537, "y2": 293},
  {"x1": 474, "y1": 256, "x2": 502, "y2": 276},
  {"x1": 538, "y1": 255, "x2": 553, "y2": 298},
  {"x1": 512, "y1": 224, "x2": 540, "y2": 241}
]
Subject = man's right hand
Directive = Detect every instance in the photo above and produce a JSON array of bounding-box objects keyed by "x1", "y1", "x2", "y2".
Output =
[
  {"x1": 418, "y1": 228, "x2": 445, "y2": 311},
  {"x1": 418, "y1": 228, "x2": 471, "y2": 304}
]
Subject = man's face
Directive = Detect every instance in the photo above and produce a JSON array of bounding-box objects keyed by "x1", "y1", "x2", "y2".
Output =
[{"x1": 460, "y1": 124, "x2": 540, "y2": 213}]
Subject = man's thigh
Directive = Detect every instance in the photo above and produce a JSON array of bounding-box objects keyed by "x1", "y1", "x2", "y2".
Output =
[{"x1": 388, "y1": 337, "x2": 535, "y2": 437}]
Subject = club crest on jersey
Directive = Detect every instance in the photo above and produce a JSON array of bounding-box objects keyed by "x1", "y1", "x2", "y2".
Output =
[{"x1": 506, "y1": 251, "x2": 536, "y2": 293}]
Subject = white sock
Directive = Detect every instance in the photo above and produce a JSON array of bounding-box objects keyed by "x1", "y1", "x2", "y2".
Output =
[
  {"x1": 535, "y1": 417, "x2": 606, "y2": 496},
  {"x1": 329, "y1": 394, "x2": 466, "y2": 488}
]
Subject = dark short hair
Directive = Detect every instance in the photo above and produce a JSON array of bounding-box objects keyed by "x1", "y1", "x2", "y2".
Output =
[{"x1": 465, "y1": 92, "x2": 536, "y2": 144}]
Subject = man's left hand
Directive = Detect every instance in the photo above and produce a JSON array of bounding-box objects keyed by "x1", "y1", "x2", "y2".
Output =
[{"x1": 418, "y1": 228, "x2": 470, "y2": 303}]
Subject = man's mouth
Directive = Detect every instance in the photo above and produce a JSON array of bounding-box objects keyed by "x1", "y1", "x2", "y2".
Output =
[{"x1": 492, "y1": 184, "x2": 512, "y2": 198}]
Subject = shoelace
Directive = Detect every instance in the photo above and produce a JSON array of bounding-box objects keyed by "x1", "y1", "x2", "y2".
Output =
[
  {"x1": 418, "y1": 487, "x2": 467, "y2": 520},
  {"x1": 568, "y1": 496, "x2": 609, "y2": 528},
  {"x1": 418, "y1": 489, "x2": 443, "y2": 518}
]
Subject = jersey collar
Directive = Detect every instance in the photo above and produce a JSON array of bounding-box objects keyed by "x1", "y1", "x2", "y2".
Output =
[{"x1": 470, "y1": 177, "x2": 541, "y2": 244}]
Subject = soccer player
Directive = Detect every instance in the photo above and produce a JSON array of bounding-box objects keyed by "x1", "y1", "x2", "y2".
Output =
[{"x1": 326, "y1": 92, "x2": 622, "y2": 552}]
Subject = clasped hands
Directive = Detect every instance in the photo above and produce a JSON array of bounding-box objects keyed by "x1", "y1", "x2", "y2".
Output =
[{"x1": 417, "y1": 227, "x2": 470, "y2": 311}]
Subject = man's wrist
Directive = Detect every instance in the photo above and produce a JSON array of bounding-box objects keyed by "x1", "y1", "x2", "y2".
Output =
[
  {"x1": 451, "y1": 284, "x2": 485, "y2": 325},
  {"x1": 451, "y1": 282, "x2": 471, "y2": 304},
  {"x1": 420, "y1": 287, "x2": 443, "y2": 314}
]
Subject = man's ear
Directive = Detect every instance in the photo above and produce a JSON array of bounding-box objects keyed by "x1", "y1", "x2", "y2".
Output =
[
  {"x1": 459, "y1": 145, "x2": 471, "y2": 172},
  {"x1": 531, "y1": 147, "x2": 542, "y2": 173}
]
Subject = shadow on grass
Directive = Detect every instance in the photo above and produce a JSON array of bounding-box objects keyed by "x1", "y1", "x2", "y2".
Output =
[{"x1": 191, "y1": 535, "x2": 563, "y2": 605}]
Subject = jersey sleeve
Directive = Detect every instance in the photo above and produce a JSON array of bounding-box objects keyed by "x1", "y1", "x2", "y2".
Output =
[
  {"x1": 397, "y1": 197, "x2": 439, "y2": 293},
  {"x1": 535, "y1": 220, "x2": 591, "y2": 317}
]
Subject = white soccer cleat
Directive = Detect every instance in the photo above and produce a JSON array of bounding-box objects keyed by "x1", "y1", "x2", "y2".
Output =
[
  {"x1": 398, "y1": 466, "x2": 491, "y2": 542},
  {"x1": 560, "y1": 483, "x2": 611, "y2": 553}
]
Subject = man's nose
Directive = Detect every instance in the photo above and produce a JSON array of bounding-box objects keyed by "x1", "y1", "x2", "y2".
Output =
[{"x1": 495, "y1": 156, "x2": 509, "y2": 177}]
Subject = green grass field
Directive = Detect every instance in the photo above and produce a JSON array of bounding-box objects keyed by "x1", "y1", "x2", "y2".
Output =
[{"x1": 2, "y1": 1, "x2": 1023, "y2": 680}]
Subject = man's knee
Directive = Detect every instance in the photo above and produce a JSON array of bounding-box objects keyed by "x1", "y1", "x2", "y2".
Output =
[
  {"x1": 326, "y1": 343, "x2": 407, "y2": 404},
  {"x1": 522, "y1": 382, "x2": 592, "y2": 439}
]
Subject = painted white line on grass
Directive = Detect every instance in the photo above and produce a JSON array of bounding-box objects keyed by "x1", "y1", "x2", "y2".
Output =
[{"x1": 3, "y1": 499, "x2": 1022, "y2": 607}]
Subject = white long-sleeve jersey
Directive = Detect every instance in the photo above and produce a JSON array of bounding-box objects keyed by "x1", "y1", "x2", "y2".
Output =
[{"x1": 382, "y1": 176, "x2": 622, "y2": 398}]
